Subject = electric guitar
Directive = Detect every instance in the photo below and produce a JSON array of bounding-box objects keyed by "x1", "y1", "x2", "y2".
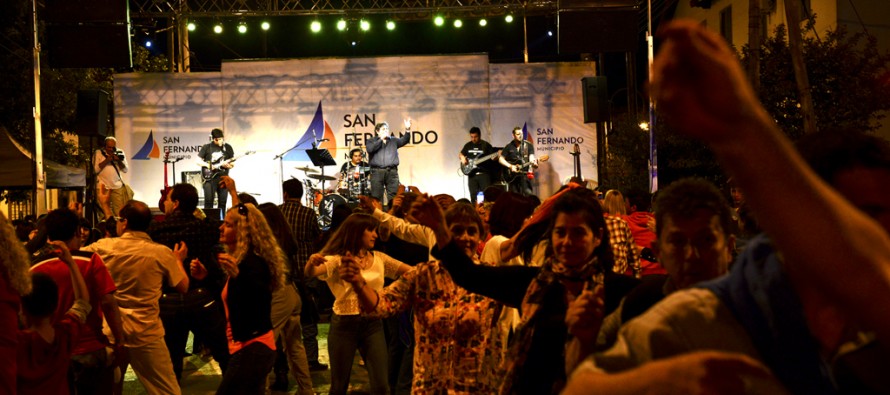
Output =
[
  {"x1": 506, "y1": 154, "x2": 549, "y2": 182},
  {"x1": 159, "y1": 150, "x2": 171, "y2": 209},
  {"x1": 201, "y1": 150, "x2": 255, "y2": 181},
  {"x1": 460, "y1": 150, "x2": 501, "y2": 175}
]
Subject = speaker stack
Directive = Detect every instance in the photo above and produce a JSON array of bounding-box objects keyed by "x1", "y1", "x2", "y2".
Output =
[{"x1": 74, "y1": 90, "x2": 109, "y2": 137}]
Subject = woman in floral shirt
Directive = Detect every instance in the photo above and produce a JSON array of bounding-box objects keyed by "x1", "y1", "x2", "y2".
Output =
[{"x1": 341, "y1": 203, "x2": 509, "y2": 394}]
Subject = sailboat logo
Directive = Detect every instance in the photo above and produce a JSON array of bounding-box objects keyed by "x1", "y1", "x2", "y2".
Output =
[
  {"x1": 132, "y1": 130, "x2": 161, "y2": 160},
  {"x1": 283, "y1": 102, "x2": 337, "y2": 162}
]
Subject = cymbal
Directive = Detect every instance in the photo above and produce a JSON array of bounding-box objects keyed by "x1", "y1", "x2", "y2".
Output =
[
  {"x1": 295, "y1": 166, "x2": 319, "y2": 173},
  {"x1": 307, "y1": 174, "x2": 337, "y2": 181}
]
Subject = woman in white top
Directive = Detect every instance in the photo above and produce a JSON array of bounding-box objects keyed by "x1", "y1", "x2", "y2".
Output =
[{"x1": 305, "y1": 213, "x2": 411, "y2": 395}]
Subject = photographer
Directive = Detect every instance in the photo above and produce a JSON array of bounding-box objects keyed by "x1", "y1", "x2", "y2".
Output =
[{"x1": 94, "y1": 136, "x2": 132, "y2": 218}]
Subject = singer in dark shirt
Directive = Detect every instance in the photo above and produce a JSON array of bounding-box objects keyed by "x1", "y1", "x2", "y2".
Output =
[{"x1": 365, "y1": 119, "x2": 412, "y2": 208}]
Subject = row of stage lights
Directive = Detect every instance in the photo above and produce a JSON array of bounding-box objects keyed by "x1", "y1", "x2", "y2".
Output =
[{"x1": 184, "y1": 14, "x2": 516, "y2": 34}]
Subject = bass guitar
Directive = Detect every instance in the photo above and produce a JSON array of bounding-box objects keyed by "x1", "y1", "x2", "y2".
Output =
[
  {"x1": 506, "y1": 154, "x2": 549, "y2": 182},
  {"x1": 460, "y1": 150, "x2": 501, "y2": 175},
  {"x1": 201, "y1": 150, "x2": 255, "y2": 181}
]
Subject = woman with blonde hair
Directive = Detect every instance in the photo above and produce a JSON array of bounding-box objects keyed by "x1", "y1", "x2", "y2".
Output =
[
  {"x1": 191, "y1": 200, "x2": 287, "y2": 395},
  {"x1": 1, "y1": 211, "x2": 32, "y2": 393},
  {"x1": 602, "y1": 189, "x2": 640, "y2": 277},
  {"x1": 305, "y1": 213, "x2": 411, "y2": 395}
]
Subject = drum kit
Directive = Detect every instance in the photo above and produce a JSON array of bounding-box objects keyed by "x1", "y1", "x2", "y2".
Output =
[{"x1": 296, "y1": 164, "x2": 370, "y2": 228}]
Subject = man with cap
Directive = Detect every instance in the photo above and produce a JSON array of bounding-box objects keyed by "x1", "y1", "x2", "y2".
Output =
[{"x1": 198, "y1": 128, "x2": 235, "y2": 217}]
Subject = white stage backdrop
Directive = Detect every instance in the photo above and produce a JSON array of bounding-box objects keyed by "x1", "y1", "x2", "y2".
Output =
[{"x1": 114, "y1": 55, "x2": 598, "y2": 209}]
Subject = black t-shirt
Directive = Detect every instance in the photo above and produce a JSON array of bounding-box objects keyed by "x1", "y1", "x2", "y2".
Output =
[
  {"x1": 460, "y1": 140, "x2": 495, "y2": 175},
  {"x1": 501, "y1": 140, "x2": 534, "y2": 166},
  {"x1": 198, "y1": 143, "x2": 234, "y2": 177}
]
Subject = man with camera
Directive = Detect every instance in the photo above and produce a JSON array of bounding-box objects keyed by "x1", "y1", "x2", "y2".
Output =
[{"x1": 94, "y1": 136, "x2": 131, "y2": 217}]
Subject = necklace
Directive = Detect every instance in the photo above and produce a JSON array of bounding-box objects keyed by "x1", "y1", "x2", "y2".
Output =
[{"x1": 355, "y1": 251, "x2": 373, "y2": 270}]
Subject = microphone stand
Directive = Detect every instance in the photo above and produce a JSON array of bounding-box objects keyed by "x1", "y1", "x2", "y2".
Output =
[{"x1": 273, "y1": 144, "x2": 303, "y2": 204}]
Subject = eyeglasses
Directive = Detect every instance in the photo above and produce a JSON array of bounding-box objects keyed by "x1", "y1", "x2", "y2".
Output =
[{"x1": 236, "y1": 203, "x2": 249, "y2": 217}]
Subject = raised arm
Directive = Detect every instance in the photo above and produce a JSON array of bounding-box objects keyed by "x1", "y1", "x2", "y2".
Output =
[{"x1": 653, "y1": 20, "x2": 890, "y2": 340}]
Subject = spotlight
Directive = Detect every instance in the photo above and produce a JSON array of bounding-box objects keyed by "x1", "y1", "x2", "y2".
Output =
[
  {"x1": 351, "y1": 41, "x2": 357, "y2": 46},
  {"x1": 311, "y1": 21, "x2": 322, "y2": 33},
  {"x1": 360, "y1": 19, "x2": 370, "y2": 31},
  {"x1": 145, "y1": 39, "x2": 152, "y2": 48},
  {"x1": 386, "y1": 20, "x2": 396, "y2": 30},
  {"x1": 337, "y1": 19, "x2": 347, "y2": 31},
  {"x1": 453, "y1": 19, "x2": 462, "y2": 28},
  {"x1": 505, "y1": 14, "x2": 514, "y2": 23},
  {"x1": 237, "y1": 22, "x2": 247, "y2": 34},
  {"x1": 434, "y1": 15, "x2": 444, "y2": 26},
  {"x1": 213, "y1": 24, "x2": 223, "y2": 34},
  {"x1": 479, "y1": 18, "x2": 487, "y2": 27},
  {"x1": 547, "y1": 30, "x2": 553, "y2": 37},
  {"x1": 261, "y1": 21, "x2": 270, "y2": 31},
  {"x1": 187, "y1": 22, "x2": 196, "y2": 31},
  {"x1": 639, "y1": 122, "x2": 650, "y2": 131}
]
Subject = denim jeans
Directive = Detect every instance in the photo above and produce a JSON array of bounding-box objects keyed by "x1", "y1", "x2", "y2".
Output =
[
  {"x1": 158, "y1": 289, "x2": 230, "y2": 380},
  {"x1": 328, "y1": 314, "x2": 389, "y2": 395},
  {"x1": 370, "y1": 168, "x2": 400, "y2": 208},
  {"x1": 216, "y1": 342, "x2": 276, "y2": 395}
]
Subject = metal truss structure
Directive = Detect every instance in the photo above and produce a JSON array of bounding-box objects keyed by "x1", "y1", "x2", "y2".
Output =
[{"x1": 128, "y1": 0, "x2": 642, "y2": 20}]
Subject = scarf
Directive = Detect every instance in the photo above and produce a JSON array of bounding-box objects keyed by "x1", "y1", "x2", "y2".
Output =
[
  {"x1": 699, "y1": 235, "x2": 836, "y2": 395},
  {"x1": 500, "y1": 255, "x2": 603, "y2": 394}
]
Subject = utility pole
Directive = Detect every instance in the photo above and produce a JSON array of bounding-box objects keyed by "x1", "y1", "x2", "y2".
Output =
[
  {"x1": 31, "y1": 0, "x2": 47, "y2": 215},
  {"x1": 784, "y1": 0, "x2": 817, "y2": 134}
]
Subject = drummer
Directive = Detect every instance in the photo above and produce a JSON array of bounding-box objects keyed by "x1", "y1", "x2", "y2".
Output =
[{"x1": 339, "y1": 148, "x2": 371, "y2": 198}]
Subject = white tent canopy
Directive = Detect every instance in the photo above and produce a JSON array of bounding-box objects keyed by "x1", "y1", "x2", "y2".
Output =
[{"x1": 0, "y1": 127, "x2": 86, "y2": 189}]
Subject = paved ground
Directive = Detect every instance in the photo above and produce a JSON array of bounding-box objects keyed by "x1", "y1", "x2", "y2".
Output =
[{"x1": 123, "y1": 323, "x2": 372, "y2": 394}]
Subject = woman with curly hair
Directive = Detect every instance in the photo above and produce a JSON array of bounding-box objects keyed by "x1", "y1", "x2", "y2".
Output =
[
  {"x1": 0, "y1": 211, "x2": 32, "y2": 394},
  {"x1": 305, "y1": 213, "x2": 412, "y2": 395},
  {"x1": 191, "y1": 199, "x2": 287, "y2": 395}
]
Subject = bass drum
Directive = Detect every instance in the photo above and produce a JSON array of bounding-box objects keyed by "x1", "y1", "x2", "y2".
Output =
[{"x1": 318, "y1": 194, "x2": 347, "y2": 230}]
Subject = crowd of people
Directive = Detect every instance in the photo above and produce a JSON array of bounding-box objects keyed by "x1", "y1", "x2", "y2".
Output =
[{"x1": 2, "y1": 20, "x2": 889, "y2": 395}]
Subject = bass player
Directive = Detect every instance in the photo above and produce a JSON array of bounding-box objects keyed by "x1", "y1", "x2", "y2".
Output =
[{"x1": 459, "y1": 126, "x2": 496, "y2": 204}]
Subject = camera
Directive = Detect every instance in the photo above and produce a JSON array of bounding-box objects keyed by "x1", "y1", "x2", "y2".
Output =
[{"x1": 114, "y1": 150, "x2": 125, "y2": 161}]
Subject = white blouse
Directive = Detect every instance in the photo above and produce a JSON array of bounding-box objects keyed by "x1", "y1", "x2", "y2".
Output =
[{"x1": 319, "y1": 251, "x2": 402, "y2": 315}]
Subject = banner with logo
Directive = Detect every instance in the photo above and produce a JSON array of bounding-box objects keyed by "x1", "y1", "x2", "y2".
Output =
[{"x1": 114, "y1": 55, "x2": 597, "y2": 209}]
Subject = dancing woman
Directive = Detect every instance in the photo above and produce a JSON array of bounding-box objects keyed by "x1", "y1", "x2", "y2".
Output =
[
  {"x1": 191, "y1": 201, "x2": 287, "y2": 395},
  {"x1": 305, "y1": 213, "x2": 412, "y2": 395}
]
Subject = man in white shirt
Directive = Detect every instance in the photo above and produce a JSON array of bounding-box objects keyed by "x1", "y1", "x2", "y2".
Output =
[{"x1": 93, "y1": 136, "x2": 130, "y2": 217}]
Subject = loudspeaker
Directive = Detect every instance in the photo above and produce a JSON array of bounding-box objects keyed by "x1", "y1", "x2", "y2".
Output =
[
  {"x1": 44, "y1": 0, "x2": 132, "y2": 68},
  {"x1": 75, "y1": 90, "x2": 109, "y2": 137},
  {"x1": 558, "y1": 8, "x2": 639, "y2": 53},
  {"x1": 581, "y1": 76, "x2": 609, "y2": 123}
]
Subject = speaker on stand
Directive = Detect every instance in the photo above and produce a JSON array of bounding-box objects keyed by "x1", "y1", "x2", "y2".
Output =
[{"x1": 75, "y1": 89, "x2": 110, "y2": 226}]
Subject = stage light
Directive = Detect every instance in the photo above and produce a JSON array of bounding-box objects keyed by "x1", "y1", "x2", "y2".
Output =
[
  {"x1": 360, "y1": 19, "x2": 370, "y2": 31},
  {"x1": 386, "y1": 20, "x2": 396, "y2": 30},
  {"x1": 237, "y1": 22, "x2": 247, "y2": 34},
  {"x1": 311, "y1": 21, "x2": 322, "y2": 33},
  {"x1": 261, "y1": 21, "x2": 270, "y2": 31},
  {"x1": 337, "y1": 19, "x2": 347, "y2": 31},
  {"x1": 479, "y1": 19, "x2": 487, "y2": 26},
  {"x1": 187, "y1": 22, "x2": 196, "y2": 31},
  {"x1": 639, "y1": 121, "x2": 650, "y2": 131},
  {"x1": 547, "y1": 30, "x2": 553, "y2": 36},
  {"x1": 213, "y1": 24, "x2": 223, "y2": 34},
  {"x1": 505, "y1": 14, "x2": 514, "y2": 23},
  {"x1": 453, "y1": 19, "x2": 462, "y2": 28},
  {"x1": 434, "y1": 15, "x2": 444, "y2": 26},
  {"x1": 145, "y1": 39, "x2": 152, "y2": 48},
  {"x1": 351, "y1": 41, "x2": 357, "y2": 46}
]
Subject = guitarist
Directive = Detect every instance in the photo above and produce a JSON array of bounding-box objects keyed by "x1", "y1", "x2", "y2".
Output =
[
  {"x1": 498, "y1": 126, "x2": 538, "y2": 196},
  {"x1": 459, "y1": 126, "x2": 495, "y2": 204},
  {"x1": 198, "y1": 128, "x2": 235, "y2": 217}
]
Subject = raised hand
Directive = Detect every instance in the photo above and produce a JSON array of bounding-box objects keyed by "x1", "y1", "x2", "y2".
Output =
[
  {"x1": 190, "y1": 258, "x2": 208, "y2": 280},
  {"x1": 219, "y1": 175, "x2": 237, "y2": 193},
  {"x1": 408, "y1": 194, "x2": 445, "y2": 232},
  {"x1": 218, "y1": 252, "x2": 239, "y2": 278},
  {"x1": 403, "y1": 118, "x2": 412, "y2": 130},
  {"x1": 173, "y1": 241, "x2": 188, "y2": 263},
  {"x1": 357, "y1": 195, "x2": 378, "y2": 213},
  {"x1": 565, "y1": 284, "x2": 605, "y2": 346},
  {"x1": 651, "y1": 20, "x2": 768, "y2": 145},
  {"x1": 49, "y1": 240, "x2": 74, "y2": 266}
]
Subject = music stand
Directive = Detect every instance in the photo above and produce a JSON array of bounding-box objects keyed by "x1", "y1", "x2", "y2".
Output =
[{"x1": 306, "y1": 148, "x2": 337, "y2": 191}]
